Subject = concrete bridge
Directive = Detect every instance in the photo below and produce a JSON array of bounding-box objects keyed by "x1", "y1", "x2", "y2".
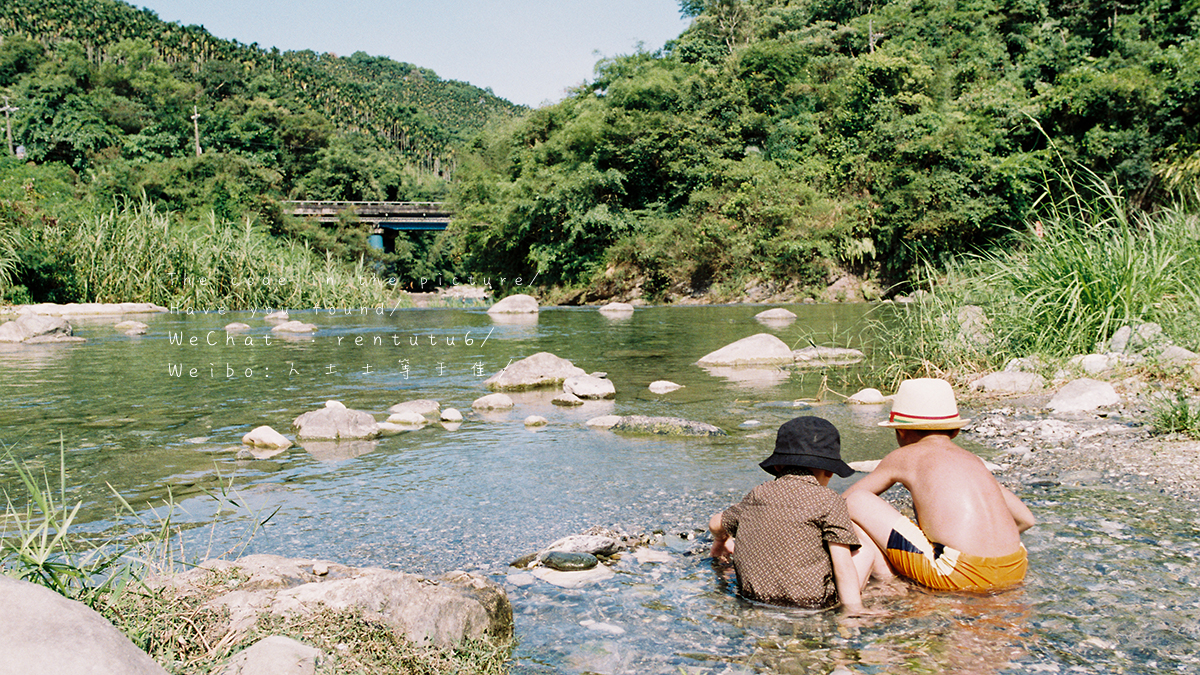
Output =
[
  {"x1": 285, "y1": 201, "x2": 452, "y2": 231},
  {"x1": 285, "y1": 201, "x2": 452, "y2": 252}
]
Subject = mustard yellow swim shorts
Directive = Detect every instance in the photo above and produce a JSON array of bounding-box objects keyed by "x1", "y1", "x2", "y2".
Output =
[{"x1": 884, "y1": 515, "x2": 1027, "y2": 591}]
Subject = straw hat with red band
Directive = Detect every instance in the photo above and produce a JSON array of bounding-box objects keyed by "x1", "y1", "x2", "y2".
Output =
[{"x1": 877, "y1": 378, "x2": 970, "y2": 430}]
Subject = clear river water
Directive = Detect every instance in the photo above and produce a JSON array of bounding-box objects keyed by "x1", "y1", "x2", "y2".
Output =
[{"x1": 2, "y1": 303, "x2": 1197, "y2": 674}]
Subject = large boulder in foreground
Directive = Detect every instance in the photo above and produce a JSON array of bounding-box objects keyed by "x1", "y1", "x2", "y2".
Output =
[
  {"x1": 292, "y1": 401, "x2": 380, "y2": 440},
  {"x1": 0, "y1": 314, "x2": 86, "y2": 343},
  {"x1": 484, "y1": 352, "x2": 586, "y2": 391},
  {"x1": 610, "y1": 415, "x2": 726, "y2": 437},
  {"x1": 157, "y1": 554, "x2": 512, "y2": 649},
  {"x1": 487, "y1": 294, "x2": 539, "y2": 314},
  {"x1": 0, "y1": 576, "x2": 168, "y2": 675},
  {"x1": 697, "y1": 333, "x2": 793, "y2": 366}
]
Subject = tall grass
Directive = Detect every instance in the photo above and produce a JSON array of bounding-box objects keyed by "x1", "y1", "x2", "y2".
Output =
[
  {"x1": 1, "y1": 441, "x2": 142, "y2": 604},
  {"x1": 53, "y1": 197, "x2": 410, "y2": 311},
  {"x1": 982, "y1": 173, "x2": 1200, "y2": 357},
  {"x1": 873, "y1": 170, "x2": 1200, "y2": 382}
]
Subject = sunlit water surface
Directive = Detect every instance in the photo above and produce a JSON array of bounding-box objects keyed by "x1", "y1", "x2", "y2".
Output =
[{"x1": 2, "y1": 304, "x2": 1197, "y2": 674}]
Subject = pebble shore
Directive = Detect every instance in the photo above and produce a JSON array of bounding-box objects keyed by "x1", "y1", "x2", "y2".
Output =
[{"x1": 963, "y1": 390, "x2": 1200, "y2": 503}]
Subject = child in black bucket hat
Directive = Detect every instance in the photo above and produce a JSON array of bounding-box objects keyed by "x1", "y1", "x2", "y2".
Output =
[{"x1": 709, "y1": 416, "x2": 871, "y2": 612}]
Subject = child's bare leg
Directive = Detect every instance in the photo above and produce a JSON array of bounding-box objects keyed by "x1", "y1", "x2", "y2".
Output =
[{"x1": 851, "y1": 521, "x2": 895, "y2": 584}]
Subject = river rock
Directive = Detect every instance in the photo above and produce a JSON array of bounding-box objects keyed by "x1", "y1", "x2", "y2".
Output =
[
  {"x1": 648, "y1": 380, "x2": 683, "y2": 394},
  {"x1": 1047, "y1": 378, "x2": 1120, "y2": 413},
  {"x1": 610, "y1": 415, "x2": 726, "y2": 436},
  {"x1": 598, "y1": 302, "x2": 634, "y2": 315},
  {"x1": 1070, "y1": 353, "x2": 1123, "y2": 375},
  {"x1": 755, "y1": 308, "x2": 797, "y2": 322},
  {"x1": 1106, "y1": 323, "x2": 1163, "y2": 354},
  {"x1": 386, "y1": 411, "x2": 428, "y2": 427},
  {"x1": 472, "y1": 393, "x2": 514, "y2": 410},
  {"x1": 563, "y1": 375, "x2": 616, "y2": 399},
  {"x1": 263, "y1": 310, "x2": 289, "y2": 321},
  {"x1": 0, "y1": 575, "x2": 169, "y2": 675},
  {"x1": 388, "y1": 399, "x2": 441, "y2": 417},
  {"x1": 552, "y1": 392, "x2": 584, "y2": 406},
  {"x1": 241, "y1": 425, "x2": 292, "y2": 449},
  {"x1": 524, "y1": 415, "x2": 548, "y2": 427},
  {"x1": 1160, "y1": 345, "x2": 1200, "y2": 365},
  {"x1": 114, "y1": 320, "x2": 148, "y2": 335},
  {"x1": 541, "y1": 551, "x2": 598, "y2": 571},
  {"x1": 484, "y1": 352, "x2": 586, "y2": 391},
  {"x1": 792, "y1": 346, "x2": 865, "y2": 367},
  {"x1": 215, "y1": 635, "x2": 326, "y2": 675},
  {"x1": 846, "y1": 388, "x2": 886, "y2": 404},
  {"x1": 969, "y1": 372, "x2": 1047, "y2": 394},
  {"x1": 0, "y1": 314, "x2": 86, "y2": 343},
  {"x1": 271, "y1": 320, "x2": 318, "y2": 334},
  {"x1": 17, "y1": 302, "x2": 168, "y2": 316},
  {"x1": 543, "y1": 534, "x2": 621, "y2": 557},
  {"x1": 487, "y1": 294, "x2": 539, "y2": 314},
  {"x1": 156, "y1": 554, "x2": 512, "y2": 649},
  {"x1": 585, "y1": 415, "x2": 622, "y2": 428},
  {"x1": 225, "y1": 322, "x2": 252, "y2": 331},
  {"x1": 441, "y1": 408, "x2": 464, "y2": 422},
  {"x1": 697, "y1": 333, "x2": 794, "y2": 366},
  {"x1": 293, "y1": 401, "x2": 380, "y2": 440},
  {"x1": 530, "y1": 564, "x2": 614, "y2": 588}
]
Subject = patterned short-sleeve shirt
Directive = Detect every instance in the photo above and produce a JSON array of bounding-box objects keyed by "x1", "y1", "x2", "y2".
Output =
[{"x1": 721, "y1": 473, "x2": 860, "y2": 608}]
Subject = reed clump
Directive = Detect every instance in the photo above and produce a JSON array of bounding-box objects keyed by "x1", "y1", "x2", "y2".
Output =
[
  {"x1": 5, "y1": 197, "x2": 411, "y2": 311},
  {"x1": 873, "y1": 172, "x2": 1200, "y2": 385}
]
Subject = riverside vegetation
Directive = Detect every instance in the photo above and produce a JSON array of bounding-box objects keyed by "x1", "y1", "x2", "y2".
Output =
[{"x1": 2, "y1": 0, "x2": 1199, "y2": 308}]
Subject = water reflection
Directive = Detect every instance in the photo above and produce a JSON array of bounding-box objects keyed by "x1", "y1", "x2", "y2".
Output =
[
  {"x1": 299, "y1": 439, "x2": 378, "y2": 462},
  {"x1": 699, "y1": 365, "x2": 792, "y2": 389}
]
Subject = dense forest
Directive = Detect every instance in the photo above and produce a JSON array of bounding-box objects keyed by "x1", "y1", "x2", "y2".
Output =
[
  {"x1": 1, "y1": 0, "x2": 1198, "y2": 307},
  {"x1": 0, "y1": 0, "x2": 523, "y2": 305},
  {"x1": 450, "y1": 0, "x2": 1200, "y2": 301}
]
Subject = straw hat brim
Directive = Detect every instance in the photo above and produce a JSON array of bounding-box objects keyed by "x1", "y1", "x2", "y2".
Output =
[{"x1": 878, "y1": 418, "x2": 970, "y2": 430}]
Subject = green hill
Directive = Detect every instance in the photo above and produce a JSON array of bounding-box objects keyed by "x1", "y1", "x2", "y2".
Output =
[
  {"x1": 1, "y1": 0, "x2": 522, "y2": 159},
  {"x1": 449, "y1": 0, "x2": 1200, "y2": 300},
  {"x1": 0, "y1": 0, "x2": 527, "y2": 306}
]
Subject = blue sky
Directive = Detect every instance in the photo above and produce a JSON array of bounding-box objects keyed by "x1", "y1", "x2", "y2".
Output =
[{"x1": 135, "y1": 0, "x2": 693, "y2": 107}]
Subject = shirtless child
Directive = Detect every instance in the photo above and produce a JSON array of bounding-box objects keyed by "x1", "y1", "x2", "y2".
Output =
[{"x1": 845, "y1": 378, "x2": 1036, "y2": 591}]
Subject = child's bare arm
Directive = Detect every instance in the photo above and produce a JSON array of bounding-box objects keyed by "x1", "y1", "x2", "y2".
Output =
[
  {"x1": 829, "y1": 542, "x2": 864, "y2": 613},
  {"x1": 1000, "y1": 485, "x2": 1036, "y2": 533},
  {"x1": 709, "y1": 512, "x2": 734, "y2": 560}
]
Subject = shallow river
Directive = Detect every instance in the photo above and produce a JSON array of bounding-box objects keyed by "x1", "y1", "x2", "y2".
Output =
[{"x1": 2, "y1": 304, "x2": 1197, "y2": 674}]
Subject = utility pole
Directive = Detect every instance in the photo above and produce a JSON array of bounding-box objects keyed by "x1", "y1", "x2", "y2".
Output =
[
  {"x1": 1, "y1": 96, "x2": 18, "y2": 156},
  {"x1": 191, "y1": 105, "x2": 202, "y2": 156}
]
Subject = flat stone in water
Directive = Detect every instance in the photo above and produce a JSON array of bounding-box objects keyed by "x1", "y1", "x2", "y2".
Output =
[{"x1": 542, "y1": 551, "x2": 599, "y2": 571}]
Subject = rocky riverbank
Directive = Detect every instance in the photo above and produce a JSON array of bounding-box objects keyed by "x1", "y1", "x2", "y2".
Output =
[{"x1": 962, "y1": 389, "x2": 1200, "y2": 503}]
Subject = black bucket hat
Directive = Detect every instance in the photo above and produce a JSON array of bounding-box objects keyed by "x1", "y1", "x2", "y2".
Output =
[{"x1": 759, "y1": 416, "x2": 853, "y2": 478}]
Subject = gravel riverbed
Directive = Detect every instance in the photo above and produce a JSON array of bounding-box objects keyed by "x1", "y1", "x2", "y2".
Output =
[{"x1": 963, "y1": 389, "x2": 1200, "y2": 504}]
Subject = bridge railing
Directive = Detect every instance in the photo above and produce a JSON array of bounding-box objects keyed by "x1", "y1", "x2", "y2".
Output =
[{"x1": 284, "y1": 201, "x2": 452, "y2": 231}]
